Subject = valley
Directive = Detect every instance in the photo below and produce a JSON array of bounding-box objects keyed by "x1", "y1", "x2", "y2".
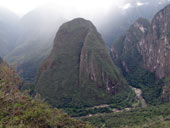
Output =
[
  {"x1": 0, "y1": 0, "x2": 170, "y2": 128},
  {"x1": 73, "y1": 86, "x2": 147, "y2": 119}
]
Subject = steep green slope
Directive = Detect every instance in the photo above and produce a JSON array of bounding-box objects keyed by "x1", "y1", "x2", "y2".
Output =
[
  {"x1": 110, "y1": 18, "x2": 163, "y2": 105},
  {"x1": 0, "y1": 58, "x2": 94, "y2": 128},
  {"x1": 35, "y1": 18, "x2": 135, "y2": 108},
  {"x1": 111, "y1": 18, "x2": 150, "y2": 74}
]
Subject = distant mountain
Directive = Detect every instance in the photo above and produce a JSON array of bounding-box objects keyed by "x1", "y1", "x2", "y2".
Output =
[
  {"x1": 0, "y1": 7, "x2": 19, "y2": 57},
  {"x1": 110, "y1": 4, "x2": 170, "y2": 104},
  {"x1": 35, "y1": 18, "x2": 134, "y2": 108},
  {"x1": 5, "y1": 8, "x2": 66, "y2": 81},
  {"x1": 99, "y1": 0, "x2": 170, "y2": 45}
]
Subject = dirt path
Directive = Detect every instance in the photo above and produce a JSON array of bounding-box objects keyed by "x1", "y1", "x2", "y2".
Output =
[{"x1": 131, "y1": 87, "x2": 147, "y2": 108}]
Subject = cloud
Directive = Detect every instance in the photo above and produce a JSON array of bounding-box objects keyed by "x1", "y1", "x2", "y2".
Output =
[
  {"x1": 122, "y1": 3, "x2": 132, "y2": 9},
  {"x1": 137, "y1": 2, "x2": 149, "y2": 6}
]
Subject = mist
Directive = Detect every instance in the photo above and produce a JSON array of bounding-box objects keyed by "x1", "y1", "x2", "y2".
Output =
[
  {"x1": 0, "y1": 0, "x2": 169, "y2": 81},
  {"x1": 1, "y1": 0, "x2": 169, "y2": 38}
]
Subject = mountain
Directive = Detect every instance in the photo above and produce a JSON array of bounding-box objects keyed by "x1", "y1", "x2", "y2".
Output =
[
  {"x1": 110, "y1": 17, "x2": 162, "y2": 105},
  {"x1": 0, "y1": 58, "x2": 93, "y2": 127},
  {"x1": 5, "y1": 1, "x2": 170, "y2": 82},
  {"x1": 99, "y1": 0, "x2": 169, "y2": 45},
  {"x1": 138, "y1": 4, "x2": 170, "y2": 79},
  {"x1": 111, "y1": 18, "x2": 150, "y2": 74},
  {"x1": 81, "y1": 4, "x2": 170, "y2": 127},
  {"x1": 5, "y1": 8, "x2": 66, "y2": 82},
  {"x1": 137, "y1": 4, "x2": 170, "y2": 101},
  {"x1": 35, "y1": 18, "x2": 134, "y2": 108},
  {"x1": 0, "y1": 7, "x2": 19, "y2": 57},
  {"x1": 110, "y1": 4, "x2": 170, "y2": 104}
]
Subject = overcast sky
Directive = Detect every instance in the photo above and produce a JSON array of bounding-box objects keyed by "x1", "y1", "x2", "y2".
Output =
[{"x1": 0, "y1": 0, "x2": 131, "y2": 16}]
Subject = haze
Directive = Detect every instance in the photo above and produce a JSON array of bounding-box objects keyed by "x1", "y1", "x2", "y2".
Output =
[{"x1": 0, "y1": 0, "x2": 128, "y2": 16}]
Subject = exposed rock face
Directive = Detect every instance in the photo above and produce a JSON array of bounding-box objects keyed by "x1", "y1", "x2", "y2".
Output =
[
  {"x1": 111, "y1": 5, "x2": 170, "y2": 103},
  {"x1": 35, "y1": 18, "x2": 130, "y2": 107},
  {"x1": 111, "y1": 18, "x2": 150, "y2": 74},
  {"x1": 138, "y1": 4, "x2": 170, "y2": 79}
]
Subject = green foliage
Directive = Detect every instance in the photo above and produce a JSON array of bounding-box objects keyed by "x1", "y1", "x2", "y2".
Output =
[
  {"x1": 35, "y1": 18, "x2": 134, "y2": 108},
  {"x1": 65, "y1": 107, "x2": 112, "y2": 117},
  {"x1": 110, "y1": 89, "x2": 137, "y2": 109},
  {"x1": 0, "y1": 89, "x2": 93, "y2": 127},
  {"x1": 0, "y1": 60, "x2": 93, "y2": 128},
  {"x1": 126, "y1": 65, "x2": 163, "y2": 105},
  {"x1": 82, "y1": 103, "x2": 170, "y2": 128},
  {"x1": 63, "y1": 88, "x2": 137, "y2": 117},
  {"x1": 20, "y1": 82, "x2": 35, "y2": 95}
]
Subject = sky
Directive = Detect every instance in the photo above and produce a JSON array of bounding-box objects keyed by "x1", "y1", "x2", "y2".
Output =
[{"x1": 0, "y1": 0, "x2": 128, "y2": 16}]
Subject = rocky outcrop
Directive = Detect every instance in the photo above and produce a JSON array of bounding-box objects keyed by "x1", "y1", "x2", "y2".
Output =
[
  {"x1": 35, "y1": 18, "x2": 131, "y2": 107},
  {"x1": 111, "y1": 5, "x2": 170, "y2": 103},
  {"x1": 138, "y1": 4, "x2": 170, "y2": 79},
  {"x1": 111, "y1": 18, "x2": 150, "y2": 74}
]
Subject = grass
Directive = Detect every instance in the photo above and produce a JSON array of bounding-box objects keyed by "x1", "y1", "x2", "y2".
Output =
[{"x1": 82, "y1": 103, "x2": 170, "y2": 128}]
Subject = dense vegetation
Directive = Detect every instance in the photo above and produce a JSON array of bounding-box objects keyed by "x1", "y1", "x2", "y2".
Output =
[
  {"x1": 126, "y1": 65, "x2": 163, "y2": 105},
  {"x1": 0, "y1": 85, "x2": 93, "y2": 127},
  {"x1": 64, "y1": 89, "x2": 137, "y2": 117},
  {"x1": 82, "y1": 103, "x2": 170, "y2": 128},
  {"x1": 35, "y1": 18, "x2": 136, "y2": 108},
  {"x1": 0, "y1": 60, "x2": 93, "y2": 128}
]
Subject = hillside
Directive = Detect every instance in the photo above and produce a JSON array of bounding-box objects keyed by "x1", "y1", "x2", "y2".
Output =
[
  {"x1": 0, "y1": 58, "x2": 94, "y2": 128},
  {"x1": 35, "y1": 18, "x2": 136, "y2": 109},
  {"x1": 110, "y1": 4, "x2": 170, "y2": 105}
]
